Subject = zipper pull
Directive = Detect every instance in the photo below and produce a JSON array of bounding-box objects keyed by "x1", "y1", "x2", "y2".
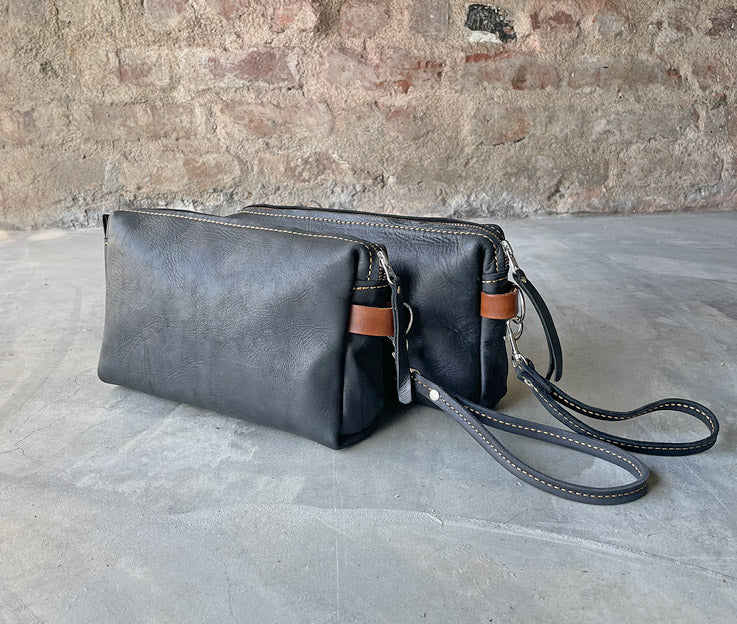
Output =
[{"x1": 377, "y1": 250, "x2": 412, "y2": 404}]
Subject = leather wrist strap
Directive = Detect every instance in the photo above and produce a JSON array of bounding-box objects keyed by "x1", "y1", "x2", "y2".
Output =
[
  {"x1": 513, "y1": 358, "x2": 719, "y2": 456},
  {"x1": 385, "y1": 272, "x2": 650, "y2": 504},
  {"x1": 411, "y1": 370, "x2": 649, "y2": 505},
  {"x1": 511, "y1": 268, "x2": 563, "y2": 382}
]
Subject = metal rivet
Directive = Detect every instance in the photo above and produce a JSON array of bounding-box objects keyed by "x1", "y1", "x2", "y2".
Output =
[{"x1": 429, "y1": 389, "x2": 440, "y2": 402}]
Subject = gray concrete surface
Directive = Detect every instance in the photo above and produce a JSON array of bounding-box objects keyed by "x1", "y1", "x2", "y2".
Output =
[{"x1": 1, "y1": 213, "x2": 736, "y2": 623}]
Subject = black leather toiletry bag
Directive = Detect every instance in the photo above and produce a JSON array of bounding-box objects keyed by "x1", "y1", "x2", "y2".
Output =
[
  {"x1": 98, "y1": 207, "x2": 665, "y2": 505},
  {"x1": 98, "y1": 208, "x2": 409, "y2": 449}
]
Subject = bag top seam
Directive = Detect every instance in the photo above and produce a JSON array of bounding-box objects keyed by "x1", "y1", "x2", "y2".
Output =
[
  {"x1": 116, "y1": 209, "x2": 375, "y2": 281},
  {"x1": 239, "y1": 209, "x2": 504, "y2": 273}
]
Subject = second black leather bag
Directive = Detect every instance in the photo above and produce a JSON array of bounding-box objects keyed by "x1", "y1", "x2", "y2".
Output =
[
  {"x1": 232, "y1": 204, "x2": 529, "y2": 409},
  {"x1": 230, "y1": 204, "x2": 719, "y2": 457}
]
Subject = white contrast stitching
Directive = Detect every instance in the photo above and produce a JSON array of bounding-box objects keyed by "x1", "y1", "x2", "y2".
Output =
[
  {"x1": 532, "y1": 384, "x2": 712, "y2": 451},
  {"x1": 413, "y1": 374, "x2": 645, "y2": 500},
  {"x1": 239, "y1": 209, "x2": 504, "y2": 272},
  {"x1": 549, "y1": 390, "x2": 716, "y2": 432},
  {"x1": 118, "y1": 209, "x2": 375, "y2": 280},
  {"x1": 462, "y1": 405, "x2": 645, "y2": 478}
]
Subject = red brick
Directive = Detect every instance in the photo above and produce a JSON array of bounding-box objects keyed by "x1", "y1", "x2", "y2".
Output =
[
  {"x1": 118, "y1": 151, "x2": 180, "y2": 192},
  {"x1": 271, "y1": 0, "x2": 319, "y2": 32},
  {"x1": 79, "y1": 103, "x2": 201, "y2": 141},
  {"x1": 77, "y1": 49, "x2": 118, "y2": 88},
  {"x1": 472, "y1": 105, "x2": 529, "y2": 145},
  {"x1": 376, "y1": 50, "x2": 443, "y2": 93},
  {"x1": 667, "y1": 4, "x2": 693, "y2": 34},
  {"x1": 706, "y1": 6, "x2": 737, "y2": 38},
  {"x1": 205, "y1": 0, "x2": 249, "y2": 18},
  {"x1": 144, "y1": 0, "x2": 188, "y2": 29},
  {"x1": 0, "y1": 104, "x2": 66, "y2": 147},
  {"x1": 339, "y1": 0, "x2": 388, "y2": 38},
  {"x1": 8, "y1": 0, "x2": 46, "y2": 25},
  {"x1": 691, "y1": 59, "x2": 732, "y2": 92},
  {"x1": 119, "y1": 148, "x2": 238, "y2": 192},
  {"x1": 531, "y1": 1, "x2": 580, "y2": 36},
  {"x1": 462, "y1": 51, "x2": 560, "y2": 91},
  {"x1": 182, "y1": 48, "x2": 301, "y2": 88},
  {"x1": 117, "y1": 49, "x2": 170, "y2": 86},
  {"x1": 0, "y1": 109, "x2": 40, "y2": 146},
  {"x1": 375, "y1": 103, "x2": 432, "y2": 140},
  {"x1": 568, "y1": 57, "x2": 682, "y2": 89},
  {"x1": 80, "y1": 48, "x2": 169, "y2": 88},
  {"x1": 588, "y1": 107, "x2": 698, "y2": 142},
  {"x1": 409, "y1": 0, "x2": 449, "y2": 40},
  {"x1": 256, "y1": 151, "x2": 360, "y2": 185},
  {"x1": 217, "y1": 101, "x2": 333, "y2": 138},
  {"x1": 593, "y1": 7, "x2": 627, "y2": 37},
  {"x1": 322, "y1": 48, "x2": 377, "y2": 88},
  {"x1": 182, "y1": 152, "x2": 240, "y2": 190},
  {"x1": 323, "y1": 48, "x2": 442, "y2": 92}
]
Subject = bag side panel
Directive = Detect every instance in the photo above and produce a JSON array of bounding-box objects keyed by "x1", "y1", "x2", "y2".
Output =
[
  {"x1": 339, "y1": 282, "x2": 391, "y2": 447},
  {"x1": 479, "y1": 272, "x2": 512, "y2": 408},
  {"x1": 98, "y1": 210, "x2": 370, "y2": 449}
]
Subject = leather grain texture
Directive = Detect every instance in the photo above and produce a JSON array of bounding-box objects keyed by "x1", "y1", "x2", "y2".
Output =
[
  {"x1": 98, "y1": 208, "x2": 391, "y2": 449},
  {"x1": 231, "y1": 206, "x2": 512, "y2": 407}
]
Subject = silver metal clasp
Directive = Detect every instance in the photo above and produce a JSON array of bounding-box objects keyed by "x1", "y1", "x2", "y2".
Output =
[
  {"x1": 500, "y1": 239, "x2": 521, "y2": 275},
  {"x1": 505, "y1": 318, "x2": 525, "y2": 363},
  {"x1": 501, "y1": 239, "x2": 527, "y2": 364}
]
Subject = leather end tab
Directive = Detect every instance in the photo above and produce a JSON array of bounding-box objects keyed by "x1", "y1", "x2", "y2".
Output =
[
  {"x1": 348, "y1": 304, "x2": 394, "y2": 337},
  {"x1": 480, "y1": 289, "x2": 518, "y2": 320}
]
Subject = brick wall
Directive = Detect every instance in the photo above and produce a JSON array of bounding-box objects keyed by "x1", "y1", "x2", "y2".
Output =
[{"x1": 1, "y1": 0, "x2": 736, "y2": 228}]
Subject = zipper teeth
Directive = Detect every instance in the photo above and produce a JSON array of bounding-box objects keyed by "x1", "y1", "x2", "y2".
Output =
[{"x1": 371, "y1": 243, "x2": 386, "y2": 281}]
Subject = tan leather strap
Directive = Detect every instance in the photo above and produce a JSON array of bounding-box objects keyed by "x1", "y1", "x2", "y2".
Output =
[
  {"x1": 349, "y1": 304, "x2": 394, "y2": 337},
  {"x1": 350, "y1": 291, "x2": 517, "y2": 336},
  {"x1": 480, "y1": 289, "x2": 518, "y2": 320}
]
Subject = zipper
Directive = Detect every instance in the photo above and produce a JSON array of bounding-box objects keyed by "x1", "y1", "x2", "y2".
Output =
[{"x1": 239, "y1": 204, "x2": 509, "y2": 274}]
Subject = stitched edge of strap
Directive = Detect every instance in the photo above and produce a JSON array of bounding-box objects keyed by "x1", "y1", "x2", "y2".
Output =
[
  {"x1": 515, "y1": 362, "x2": 719, "y2": 454},
  {"x1": 412, "y1": 373, "x2": 648, "y2": 502}
]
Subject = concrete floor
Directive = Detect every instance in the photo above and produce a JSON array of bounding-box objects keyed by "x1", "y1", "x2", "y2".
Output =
[{"x1": 1, "y1": 213, "x2": 735, "y2": 623}]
